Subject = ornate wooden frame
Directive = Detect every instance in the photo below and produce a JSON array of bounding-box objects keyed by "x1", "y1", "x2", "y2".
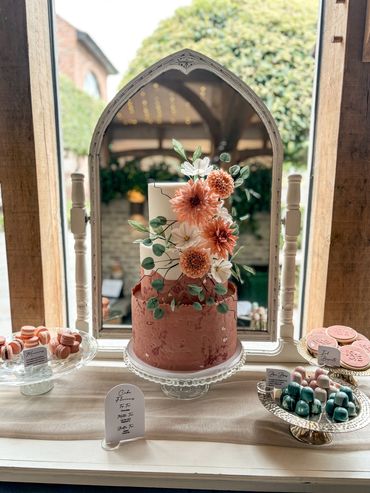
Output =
[{"x1": 88, "y1": 49, "x2": 284, "y2": 342}]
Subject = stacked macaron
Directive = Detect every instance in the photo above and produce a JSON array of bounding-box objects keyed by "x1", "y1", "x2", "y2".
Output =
[
  {"x1": 279, "y1": 367, "x2": 341, "y2": 418},
  {"x1": 306, "y1": 325, "x2": 370, "y2": 370},
  {"x1": 325, "y1": 386, "x2": 359, "y2": 422},
  {"x1": 0, "y1": 335, "x2": 18, "y2": 361},
  {"x1": 0, "y1": 325, "x2": 52, "y2": 361},
  {"x1": 49, "y1": 328, "x2": 82, "y2": 360}
]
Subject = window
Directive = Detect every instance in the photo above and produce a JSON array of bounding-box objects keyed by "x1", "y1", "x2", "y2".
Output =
[{"x1": 83, "y1": 71, "x2": 101, "y2": 99}]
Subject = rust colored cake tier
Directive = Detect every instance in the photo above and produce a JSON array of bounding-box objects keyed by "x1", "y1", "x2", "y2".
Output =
[{"x1": 132, "y1": 282, "x2": 238, "y2": 371}]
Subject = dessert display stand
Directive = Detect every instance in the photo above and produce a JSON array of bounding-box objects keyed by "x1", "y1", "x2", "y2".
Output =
[
  {"x1": 297, "y1": 337, "x2": 370, "y2": 386},
  {"x1": 0, "y1": 332, "x2": 98, "y2": 396},
  {"x1": 124, "y1": 340, "x2": 246, "y2": 399},
  {"x1": 257, "y1": 380, "x2": 370, "y2": 445}
]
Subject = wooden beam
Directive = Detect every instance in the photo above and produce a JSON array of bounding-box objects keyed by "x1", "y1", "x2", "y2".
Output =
[
  {"x1": 0, "y1": 0, "x2": 66, "y2": 329},
  {"x1": 302, "y1": 0, "x2": 348, "y2": 333},
  {"x1": 362, "y1": 0, "x2": 370, "y2": 61}
]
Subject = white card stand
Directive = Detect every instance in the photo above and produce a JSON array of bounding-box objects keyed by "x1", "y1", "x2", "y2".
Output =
[{"x1": 102, "y1": 384, "x2": 145, "y2": 451}]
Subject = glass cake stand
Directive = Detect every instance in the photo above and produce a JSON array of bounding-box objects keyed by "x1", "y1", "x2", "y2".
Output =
[
  {"x1": 0, "y1": 332, "x2": 98, "y2": 396},
  {"x1": 297, "y1": 337, "x2": 370, "y2": 385},
  {"x1": 123, "y1": 340, "x2": 246, "y2": 399},
  {"x1": 257, "y1": 380, "x2": 370, "y2": 445}
]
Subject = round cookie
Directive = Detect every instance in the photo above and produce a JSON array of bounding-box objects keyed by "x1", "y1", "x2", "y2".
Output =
[
  {"x1": 340, "y1": 345, "x2": 370, "y2": 370},
  {"x1": 352, "y1": 339, "x2": 370, "y2": 355},
  {"x1": 55, "y1": 344, "x2": 71, "y2": 359},
  {"x1": 355, "y1": 332, "x2": 369, "y2": 342},
  {"x1": 326, "y1": 325, "x2": 357, "y2": 344},
  {"x1": 306, "y1": 333, "x2": 338, "y2": 356}
]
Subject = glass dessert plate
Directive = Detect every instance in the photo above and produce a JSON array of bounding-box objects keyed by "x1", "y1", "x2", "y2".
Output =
[
  {"x1": 297, "y1": 337, "x2": 370, "y2": 385},
  {"x1": 124, "y1": 339, "x2": 246, "y2": 399},
  {"x1": 257, "y1": 380, "x2": 370, "y2": 445},
  {"x1": 0, "y1": 332, "x2": 98, "y2": 396}
]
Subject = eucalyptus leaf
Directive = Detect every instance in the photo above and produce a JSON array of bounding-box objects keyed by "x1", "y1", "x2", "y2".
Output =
[
  {"x1": 172, "y1": 138, "x2": 187, "y2": 161},
  {"x1": 133, "y1": 239, "x2": 145, "y2": 244},
  {"x1": 170, "y1": 298, "x2": 176, "y2": 312},
  {"x1": 154, "y1": 307, "x2": 164, "y2": 320},
  {"x1": 219, "y1": 152, "x2": 231, "y2": 163},
  {"x1": 240, "y1": 166, "x2": 250, "y2": 179},
  {"x1": 192, "y1": 146, "x2": 202, "y2": 162},
  {"x1": 217, "y1": 302, "x2": 229, "y2": 314},
  {"x1": 230, "y1": 245, "x2": 244, "y2": 260},
  {"x1": 151, "y1": 278, "x2": 164, "y2": 291},
  {"x1": 192, "y1": 302, "x2": 202, "y2": 311},
  {"x1": 157, "y1": 216, "x2": 167, "y2": 225},
  {"x1": 128, "y1": 220, "x2": 149, "y2": 233},
  {"x1": 152, "y1": 243, "x2": 166, "y2": 257},
  {"x1": 242, "y1": 265, "x2": 256, "y2": 275},
  {"x1": 147, "y1": 297, "x2": 159, "y2": 310},
  {"x1": 143, "y1": 238, "x2": 153, "y2": 246},
  {"x1": 188, "y1": 284, "x2": 203, "y2": 295},
  {"x1": 234, "y1": 177, "x2": 244, "y2": 188},
  {"x1": 239, "y1": 213, "x2": 250, "y2": 221},
  {"x1": 206, "y1": 297, "x2": 215, "y2": 306},
  {"x1": 198, "y1": 291, "x2": 205, "y2": 302},
  {"x1": 215, "y1": 283, "x2": 227, "y2": 295},
  {"x1": 149, "y1": 218, "x2": 161, "y2": 229},
  {"x1": 141, "y1": 257, "x2": 155, "y2": 270},
  {"x1": 245, "y1": 188, "x2": 251, "y2": 201},
  {"x1": 229, "y1": 164, "x2": 240, "y2": 176}
]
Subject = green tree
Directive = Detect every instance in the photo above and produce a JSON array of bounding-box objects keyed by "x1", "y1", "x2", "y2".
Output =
[
  {"x1": 121, "y1": 0, "x2": 318, "y2": 167},
  {"x1": 59, "y1": 75, "x2": 105, "y2": 156}
]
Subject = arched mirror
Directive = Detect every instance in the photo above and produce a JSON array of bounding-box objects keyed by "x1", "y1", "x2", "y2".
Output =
[{"x1": 89, "y1": 50, "x2": 283, "y2": 341}]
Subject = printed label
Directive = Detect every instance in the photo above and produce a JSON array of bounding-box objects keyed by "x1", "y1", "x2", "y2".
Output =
[
  {"x1": 104, "y1": 384, "x2": 145, "y2": 447},
  {"x1": 23, "y1": 347, "x2": 48, "y2": 368},
  {"x1": 266, "y1": 368, "x2": 291, "y2": 388}
]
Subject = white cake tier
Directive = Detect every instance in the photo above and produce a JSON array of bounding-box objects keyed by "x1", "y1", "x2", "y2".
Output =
[
  {"x1": 140, "y1": 243, "x2": 181, "y2": 280},
  {"x1": 148, "y1": 182, "x2": 186, "y2": 222}
]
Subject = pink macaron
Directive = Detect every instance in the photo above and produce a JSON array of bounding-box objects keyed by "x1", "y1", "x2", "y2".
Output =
[
  {"x1": 73, "y1": 332, "x2": 82, "y2": 344},
  {"x1": 55, "y1": 344, "x2": 71, "y2": 359},
  {"x1": 20, "y1": 326, "x2": 36, "y2": 340},
  {"x1": 9, "y1": 339, "x2": 23, "y2": 355},
  {"x1": 1, "y1": 345, "x2": 13, "y2": 361},
  {"x1": 49, "y1": 338, "x2": 59, "y2": 355},
  {"x1": 0, "y1": 336, "x2": 6, "y2": 347},
  {"x1": 70, "y1": 341, "x2": 80, "y2": 354},
  {"x1": 24, "y1": 336, "x2": 39, "y2": 349},
  {"x1": 38, "y1": 330, "x2": 51, "y2": 345},
  {"x1": 60, "y1": 333, "x2": 75, "y2": 347}
]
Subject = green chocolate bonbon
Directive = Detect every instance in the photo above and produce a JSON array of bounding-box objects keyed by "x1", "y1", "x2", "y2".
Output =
[
  {"x1": 347, "y1": 401, "x2": 357, "y2": 417},
  {"x1": 300, "y1": 386, "x2": 314, "y2": 403},
  {"x1": 340, "y1": 386, "x2": 354, "y2": 403},
  {"x1": 295, "y1": 400, "x2": 310, "y2": 417},
  {"x1": 326, "y1": 399, "x2": 335, "y2": 417},
  {"x1": 333, "y1": 406, "x2": 349, "y2": 423},
  {"x1": 334, "y1": 391, "x2": 349, "y2": 408},
  {"x1": 288, "y1": 381, "x2": 301, "y2": 399},
  {"x1": 281, "y1": 395, "x2": 296, "y2": 412},
  {"x1": 311, "y1": 398, "x2": 322, "y2": 415}
]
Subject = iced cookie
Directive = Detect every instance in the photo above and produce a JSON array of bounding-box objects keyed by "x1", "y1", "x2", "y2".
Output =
[
  {"x1": 326, "y1": 325, "x2": 357, "y2": 344},
  {"x1": 306, "y1": 333, "x2": 338, "y2": 356},
  {"x1": 352, "y1": 339, "x2": 370, "y2": 355},
  {"x1": 340, "y1": 345, "x2": 370, "y2": 370}
]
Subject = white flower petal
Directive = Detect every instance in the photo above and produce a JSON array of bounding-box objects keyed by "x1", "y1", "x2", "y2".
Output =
[{"x1": 211, "y1": 258, "x2": 232, "y2": 283}]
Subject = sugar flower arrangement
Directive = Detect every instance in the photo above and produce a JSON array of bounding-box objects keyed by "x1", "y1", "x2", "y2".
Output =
[{"x1": 129, "y1": 139, "x2": 254, "y2": 320}]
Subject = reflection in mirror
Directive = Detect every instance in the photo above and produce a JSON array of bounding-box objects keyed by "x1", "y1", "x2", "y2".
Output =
[{"x1": 99, "y1": 68, "x2": 272, "y2": 332}]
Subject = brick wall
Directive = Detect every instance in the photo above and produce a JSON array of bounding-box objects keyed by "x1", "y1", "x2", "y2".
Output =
[
  {"x1": 101, "y1": 198, "x2": 270, "y2": 297},
  {"x1": 56, "y1": 15, "x2": 108, "y2": 100}
]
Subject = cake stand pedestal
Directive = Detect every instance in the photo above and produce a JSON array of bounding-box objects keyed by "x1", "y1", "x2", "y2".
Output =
[
  {"x1": 124, "y1": 340, "x2": 246, "y2": 399},
  {"x1": 0, "y1": 332, "x2": 98, "y2": 396},
  {"x1": 257, "y1": 381, "x2": 370, "y2": 445}
]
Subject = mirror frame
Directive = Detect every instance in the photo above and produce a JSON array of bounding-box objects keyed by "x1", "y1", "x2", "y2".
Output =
[{"x1": 89, "y1": 49, "x2": 283, "y2": 342}]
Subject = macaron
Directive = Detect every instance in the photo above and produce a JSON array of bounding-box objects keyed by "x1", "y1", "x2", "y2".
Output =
[
  {"x1": 340, "y1": 345, "x2": 370, "y2": 370},
  {"x1": 35, "y1": 326, "x2": 47, "y2": 336},
  {"x1": 70, "y1": 341, "x2": 80, "y2": 354},
  {"x1": 73, "y1": 332, "x2": 82, "y2": 344},
  {"x1": 55, "y1": 344, "x2": 71, "y2": 359},
  {"x1": 24, "y1": 336, "x2": 39, "y2": 349},
  {"x1": 49, "y1": 338, "x2": 59, "y2": 355},
  {"x1": 20, "y1": 326, "x2": 35, "y2": 339},
  {"x1": 9, "y1": 339, "x2": 23, "y2": 355},
  {"x1": 60, "y1": 333, "x2": 75, "y2": 347},
  {"x1": 327, "y1": 325, "x2": 357, "y2": 344},
  {"x1": 1, "y1": 345, "x2": 13, "y2": 361},
  {"x1": 0, "y1": 336, "x2": 6, "y2": 346},
  {"x1": 38, "y1": 330, "x2": 51, "y2": 345}
]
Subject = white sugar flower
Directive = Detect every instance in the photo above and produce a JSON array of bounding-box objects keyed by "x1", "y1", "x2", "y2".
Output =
[
  {"x1": 171, "y1": 222, "x2": 200, "y2": 249},
  {"x1": 217, "y1": 202, "x2": 234, "y2": 224},
  {"x1": 181, "y1": 157, "x2": 213, "y2": 177},
  {"x1": 211, "y1": 258, "x2": 232, "y2": 284}
]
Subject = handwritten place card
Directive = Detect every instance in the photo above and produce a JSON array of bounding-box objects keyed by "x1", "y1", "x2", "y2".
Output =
[
  {"x1": 103, "y1": 384, "x2": 145, "y2": 450},
  {"x1": 23, "y1": 347, "x2": 48, "y2": 368},
  {"x1": 266, "y1": 368, "x2": 291, "y2": 389},
  {"x1": 318, "y1": 345, "x2": 341, "y2": 367}
]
